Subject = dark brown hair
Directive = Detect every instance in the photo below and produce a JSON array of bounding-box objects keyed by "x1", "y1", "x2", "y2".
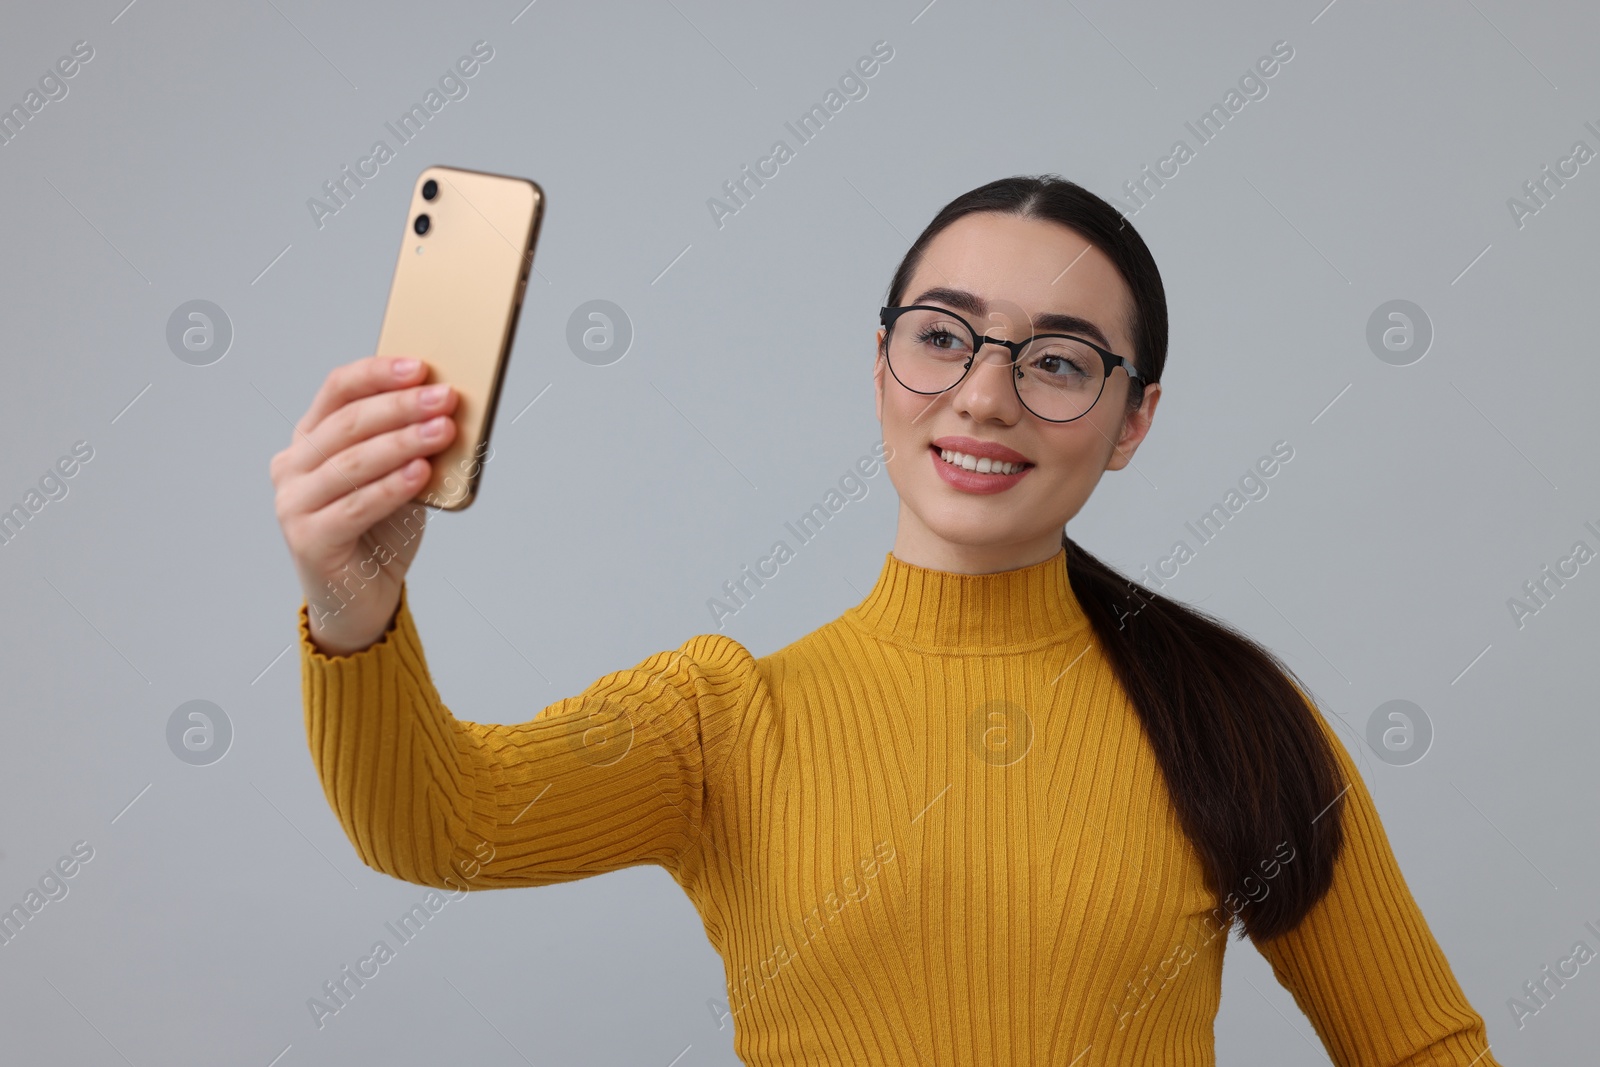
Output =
[{"x1": 882, "y1": 174, "x2": 1345, "y2": 941}]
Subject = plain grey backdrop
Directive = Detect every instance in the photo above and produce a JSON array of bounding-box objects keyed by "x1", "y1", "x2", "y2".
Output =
[{"x1": 1, "y1": 0, "x2": 1595, "y2": 1063}]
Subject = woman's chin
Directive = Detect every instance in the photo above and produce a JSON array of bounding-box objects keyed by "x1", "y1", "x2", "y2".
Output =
[{"x1": 917, "y1": 510, "x2": 1030, "y2": 549}]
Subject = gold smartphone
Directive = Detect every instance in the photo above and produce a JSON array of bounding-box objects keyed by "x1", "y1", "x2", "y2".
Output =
[{"x1": 375, "y1": 165, "x2": 544, "y2": 511}]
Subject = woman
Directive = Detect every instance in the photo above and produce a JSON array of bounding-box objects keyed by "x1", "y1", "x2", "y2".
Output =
[{"x1": 273, "y1": 175, "x2": 1502, "y2": 1065}]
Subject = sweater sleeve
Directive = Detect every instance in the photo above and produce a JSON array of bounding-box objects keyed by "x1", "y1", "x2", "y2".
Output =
[
  {"x1": 297, "y1": 581, "x2": 758, "y2": 893},
  {"x1": 1250, "y1": 703, "x2": 1504, "y2": 1067}
]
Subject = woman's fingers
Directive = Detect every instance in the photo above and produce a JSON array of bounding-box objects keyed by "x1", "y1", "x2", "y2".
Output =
[
  {"x1": 297, "y1": 355, "x2": 425, "y2": 442},
  {"x1": 281, "y1": 388, "x2": 458, "y2": 517}
]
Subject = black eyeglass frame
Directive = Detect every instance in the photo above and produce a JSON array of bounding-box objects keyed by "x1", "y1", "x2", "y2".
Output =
[{"x1": 878, "y1": 304, "x2": 1146, "y2": 423}]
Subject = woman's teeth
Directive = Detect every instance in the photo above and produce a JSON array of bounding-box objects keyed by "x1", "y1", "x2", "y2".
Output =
[{"x1": 938, "y1": 449, "x2": 1028, "y2": 475}]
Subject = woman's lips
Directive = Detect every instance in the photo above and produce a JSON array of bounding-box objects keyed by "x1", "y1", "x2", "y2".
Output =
[{"x1": 929, "y1": 444, "x2": 1033, "y2": 494}]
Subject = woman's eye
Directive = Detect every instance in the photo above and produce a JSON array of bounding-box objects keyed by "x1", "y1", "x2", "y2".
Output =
[{"x1": 1028, "y1": 341, "x2": 1096, "y2": 379}]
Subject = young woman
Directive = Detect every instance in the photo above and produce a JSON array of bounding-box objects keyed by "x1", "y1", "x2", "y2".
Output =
[{"x1": 273, "y1": 175, "x2": 1502, "y2": 1065}]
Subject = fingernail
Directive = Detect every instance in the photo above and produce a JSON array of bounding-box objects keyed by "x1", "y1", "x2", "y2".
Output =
[
  {"x1": 393, "y1": 358, "x2": 419, "y2": 377},
  {"x1": 421, "y1": 384, "x2": 449, "y2": 405}
]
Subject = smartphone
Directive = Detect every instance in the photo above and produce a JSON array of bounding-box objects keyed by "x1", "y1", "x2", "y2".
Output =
[{"x1": 375, "y1": 165, "x2": 544, "y2": 511}]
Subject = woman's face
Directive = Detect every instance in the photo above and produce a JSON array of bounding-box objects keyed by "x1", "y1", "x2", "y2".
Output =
[{"x1": 874, "y1": 211, "x2": 1162, "y2": 572}]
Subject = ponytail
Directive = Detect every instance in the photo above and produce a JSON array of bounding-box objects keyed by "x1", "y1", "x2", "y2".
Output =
[{"x1": 1063, "y1": 534, "x2": 1344, "y2": 940}]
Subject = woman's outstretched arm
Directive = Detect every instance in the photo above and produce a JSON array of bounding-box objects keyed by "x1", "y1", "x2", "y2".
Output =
[
  {"x1": 273, "y1": 354, "x2": 763, "y2": 895},
  {"x1": 298, "y1": 582, "x2": 761, "y2": 893}
]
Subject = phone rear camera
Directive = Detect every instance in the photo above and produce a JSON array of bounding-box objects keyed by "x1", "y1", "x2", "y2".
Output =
[
  {"x1": 414, "y1": 214, "x2": 431, "y2": 236},
  {"x1": 421, "y1": 179, "x2": 438, "y2": 201}
]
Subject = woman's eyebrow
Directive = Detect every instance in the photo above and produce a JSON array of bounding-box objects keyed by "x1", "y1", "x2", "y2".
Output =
[{"x1": 909, "y1": 286, "x2": 1113, "y2": 351}]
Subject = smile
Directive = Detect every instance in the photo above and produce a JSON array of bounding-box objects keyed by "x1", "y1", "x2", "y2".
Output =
[
  {"x1": 927, "y1": 444, "x2": 1034, "y2": 495},
  {"x1": 935, "y1": 447, "x2": 1031, "y2": 475}
]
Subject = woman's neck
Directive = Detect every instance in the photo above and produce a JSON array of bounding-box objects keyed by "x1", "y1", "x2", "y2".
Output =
[{"x1": 890, "y1": 502, "x2": 1067, "y2": 575}]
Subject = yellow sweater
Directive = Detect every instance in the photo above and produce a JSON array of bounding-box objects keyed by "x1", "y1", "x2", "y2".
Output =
[{"x1": 299, "y1": 546, "x2": 1502, "y2": 1066}]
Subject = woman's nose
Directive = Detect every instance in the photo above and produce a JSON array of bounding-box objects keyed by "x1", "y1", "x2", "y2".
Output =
[{"x1": 951, "y1": 343, "x2": 1023, "y2": 417}]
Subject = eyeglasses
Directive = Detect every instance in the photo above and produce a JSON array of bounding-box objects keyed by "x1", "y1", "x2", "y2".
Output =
[{"x1": 879, "y1": 304, "x2": 1145, "y2": 423}]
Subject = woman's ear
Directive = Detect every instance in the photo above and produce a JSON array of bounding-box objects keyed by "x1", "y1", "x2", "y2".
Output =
[
  {"x1": 873, "y1": 329, "x2": 887, "y2": 423},
  {"x1": 1108, "y1": 380, "x2": 1161, "y2": 472}
]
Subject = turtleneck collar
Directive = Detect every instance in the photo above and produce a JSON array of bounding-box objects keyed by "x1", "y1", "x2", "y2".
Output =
[{"x1": 844, "y1": 546, "x2": 1091, "y2": 653}]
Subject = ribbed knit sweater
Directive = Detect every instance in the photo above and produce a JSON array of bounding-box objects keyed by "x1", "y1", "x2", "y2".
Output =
[{"x1": 298, "y1": 546, "x2": 1502, "y2": 1066}]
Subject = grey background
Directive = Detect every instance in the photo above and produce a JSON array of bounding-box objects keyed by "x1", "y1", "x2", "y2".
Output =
[{"x1": 1, "y1": 0, "x2": 1595, "y2": 1063}]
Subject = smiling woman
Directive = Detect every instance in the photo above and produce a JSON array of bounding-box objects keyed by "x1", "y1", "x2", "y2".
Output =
[{"x1": 284, "y1": 174, "x2": 1504, "y2": 1066}]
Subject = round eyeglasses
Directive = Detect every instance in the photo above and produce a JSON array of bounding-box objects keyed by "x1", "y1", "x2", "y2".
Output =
[{"x1": 879, "y1": 304, "x2": 1145, "y2": 423}]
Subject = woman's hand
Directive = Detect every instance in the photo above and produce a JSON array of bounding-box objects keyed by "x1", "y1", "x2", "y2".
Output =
[{"x1": 271, "y1": 356, "x2": 458, "y2": 656}]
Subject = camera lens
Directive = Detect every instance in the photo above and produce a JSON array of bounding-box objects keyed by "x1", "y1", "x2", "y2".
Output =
[
  {"x1": 421, "y1": 179, "x2": 438, "y2": 201},
  {"x1": 414, "y1": 214, "x2": 430, "y2": 236}
]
